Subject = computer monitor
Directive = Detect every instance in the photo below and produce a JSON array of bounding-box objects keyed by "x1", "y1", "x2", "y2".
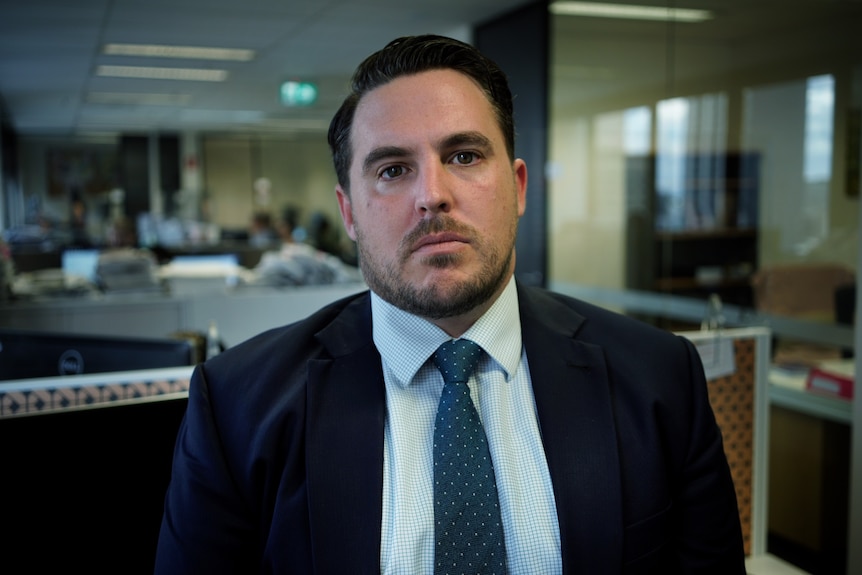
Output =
[
  {"x1": 61, "y1": 248, "x2": 101, "y2": 283},
  {"x1": 169, "y1": 253, "x2": 239, "y2": 268},
  {"x1": 0, "y1": 328, "x2": 196, "y2": 381}
]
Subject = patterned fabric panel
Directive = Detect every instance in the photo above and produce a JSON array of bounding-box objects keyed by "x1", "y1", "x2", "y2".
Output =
[
  {"x1": 0, "y1": 367, "x2": 193, "y2": 418},
  {"x1": 705, "y1": 338, "x2": 756, "y2": 557}
]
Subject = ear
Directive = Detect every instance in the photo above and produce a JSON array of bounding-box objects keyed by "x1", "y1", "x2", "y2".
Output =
[
  {"x1": 513, "y1": 159, "x2": 527, "y2": 217},
  {"x1": 335, "y1": 185, "x2": 357, "y2": 240}
]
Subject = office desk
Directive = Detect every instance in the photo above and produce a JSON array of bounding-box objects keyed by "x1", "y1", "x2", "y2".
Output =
[
  {"x1": 770, "y1": 384, "x2": 852, "y2": 424},
  {"x1": 767, "y1": 375, "x2": 851, "y2": 573}
]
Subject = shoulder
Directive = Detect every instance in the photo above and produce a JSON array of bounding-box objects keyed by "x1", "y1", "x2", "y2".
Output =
[
  {"x1": 517, "y1": 283, "x2": 685, "y2": 349},
  {"x1": 517, "y1": 283, "x2": 702, "y2": 399},
  {"x1": 185, "y1": 289, "x2": 373, "y2": 457},
  {"x1": 200, "y1": 290, "x2": 371, "y2": 390}
]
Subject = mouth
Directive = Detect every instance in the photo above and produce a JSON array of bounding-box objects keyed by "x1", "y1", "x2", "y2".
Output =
[{"x1": 411, "y1": 232, "x2": 470, "y2": 255}]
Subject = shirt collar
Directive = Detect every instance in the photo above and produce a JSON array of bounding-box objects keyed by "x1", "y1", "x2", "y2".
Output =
[{"x1": 371, "y1": 276, "x2": 522, "y2": 388}]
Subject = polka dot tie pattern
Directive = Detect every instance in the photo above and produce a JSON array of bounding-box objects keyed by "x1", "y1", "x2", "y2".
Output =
[{"x1": 432, "y1": 339, "x2": 506, "y2": 575}]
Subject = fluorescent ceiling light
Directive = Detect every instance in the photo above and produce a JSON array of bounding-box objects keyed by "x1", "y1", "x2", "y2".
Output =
[
  {"x1": 96, "y1": 65, "x2": 227, "y2": 82},
  {"x1": 262, "y1": 118, "x2": 334, "y2": 132},
  {"x1": 550, "y1": 1, "x2": 713, "y2": 22},
  {"x1": 87, "y1": 92, "x2": 193, "y2": 106},
  {"x1": 104, "y1": 43, "x2": 254, "y2": 61}
]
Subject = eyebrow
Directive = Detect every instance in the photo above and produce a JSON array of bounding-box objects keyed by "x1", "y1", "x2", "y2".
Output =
[
  {"x1": 441, "y1": 131, "x2": 493, "y2": 153},
  {"x1": 361, "y1": 145, "x2": 411, "y2": 176},
  {"x1": 360, "y1": 131, "x2": 495, "y2": 177}
]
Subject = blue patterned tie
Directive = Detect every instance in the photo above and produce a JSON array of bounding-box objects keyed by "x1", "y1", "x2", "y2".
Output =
[{"x1": 432, "y1": 339, "x2": 506, "y2": 575}]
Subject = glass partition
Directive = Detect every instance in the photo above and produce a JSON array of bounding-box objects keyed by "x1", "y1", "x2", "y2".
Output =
[
  {"x1": 548, "y1": 4, "x2": 861, "y2": 571},
  {"x1": 549, "y1": 1, "x2": 860, "y2": 345}
]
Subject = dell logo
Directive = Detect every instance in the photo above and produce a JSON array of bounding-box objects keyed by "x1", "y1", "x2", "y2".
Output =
[{"x1": 58, "y1": 349, "x2": 84, "y2": 375}]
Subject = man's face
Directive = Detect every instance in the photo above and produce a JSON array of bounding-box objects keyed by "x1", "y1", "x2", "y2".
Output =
[{"x1": 336, "y1": 69, "x2": 527, "y2": 333}]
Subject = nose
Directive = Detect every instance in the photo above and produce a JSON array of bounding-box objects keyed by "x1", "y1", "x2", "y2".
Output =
[{"x1": 414, "y1": 163, "x2": 453, "y2": 216}]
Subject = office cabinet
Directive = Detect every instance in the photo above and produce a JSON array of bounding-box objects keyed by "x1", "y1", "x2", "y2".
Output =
[{"x1": 626, "y1": 152, "x2": 760, "y2": 307}]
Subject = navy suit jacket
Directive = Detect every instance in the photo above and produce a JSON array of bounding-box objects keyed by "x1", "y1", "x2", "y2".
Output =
[{"x1": 155, "y1": 283, "x2": 745, "y2": 574}]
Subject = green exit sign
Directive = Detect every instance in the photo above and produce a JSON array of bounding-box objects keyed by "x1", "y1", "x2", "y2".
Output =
[{"x1": 280, "y1": 81, "x2": 318, "y2": 106}]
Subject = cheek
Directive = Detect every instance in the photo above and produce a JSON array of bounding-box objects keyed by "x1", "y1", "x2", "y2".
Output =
[
  {"x1": 478, "y1": 179, "x2": 519, "y2": 220},
  {"x1": 353, "y1": 207, "x2": 396, "y2": 251},
  {"x1": 359, "y1": 197, "x2": 410, "y2": 234}
]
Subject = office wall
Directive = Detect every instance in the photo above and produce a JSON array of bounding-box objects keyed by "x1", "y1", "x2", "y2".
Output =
[
  {"x1": 202, "y1": 134, "x2": 340, "y2": 235},
  {"x1": 0, "y1": 117, "x2": 16, "y2": 230}
]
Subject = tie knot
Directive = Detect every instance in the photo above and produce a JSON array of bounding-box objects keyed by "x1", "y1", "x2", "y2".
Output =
[{"x1": 432, "y1": 339, "x2": 483, "y2": 385}]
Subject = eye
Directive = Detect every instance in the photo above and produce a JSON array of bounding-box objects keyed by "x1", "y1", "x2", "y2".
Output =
[
  {"x1": 452, "y1": 151, "x2": 479, "y2": 165},
  {"x1": 380, "y1": 165, "x2": 405, "y2": 179}
]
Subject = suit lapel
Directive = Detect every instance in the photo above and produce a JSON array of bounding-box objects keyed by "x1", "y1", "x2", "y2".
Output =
[
  {"x1": 300, "y1": 287, "x2": 625, "y2": 573},
  {"x1": 518, "y1": 285, "x2": 623, "y2": 574},
  {"x1": 305, "y1": 294, "x2": 385, "y2": 574}
]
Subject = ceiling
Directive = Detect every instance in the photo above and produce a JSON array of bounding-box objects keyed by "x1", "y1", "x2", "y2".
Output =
[
  {"x1": 0, "y1": 0, "x2": 530, "y2": 137},
  {"x1": 3, "y1": 0, "x2": 861, "y2": 139}
]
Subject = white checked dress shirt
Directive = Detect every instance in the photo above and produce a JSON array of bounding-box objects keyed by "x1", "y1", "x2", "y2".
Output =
[{"x1": 373, "y1": 277, "x2": 562, "y2": 575}]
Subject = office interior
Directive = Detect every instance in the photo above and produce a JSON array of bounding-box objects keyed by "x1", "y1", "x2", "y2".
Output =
[{"x1": 1, "y1": 1, "x2": 861, "y2": 574}]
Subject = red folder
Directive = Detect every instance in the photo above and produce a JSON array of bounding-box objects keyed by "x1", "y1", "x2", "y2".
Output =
[{"x1": 806, "y1": 366, "x2": 854, "y2": 400}]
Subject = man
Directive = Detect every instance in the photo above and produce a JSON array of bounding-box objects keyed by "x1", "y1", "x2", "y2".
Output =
[{"x1": 155, "y1": 35, "x2": 745, "y2": 574}]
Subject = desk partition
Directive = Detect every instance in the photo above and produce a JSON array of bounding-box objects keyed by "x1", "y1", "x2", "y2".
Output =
[
  {"x1": 0, "y1": 367, "x2": 193, "y2": 573},
  {"x1": 681, "y1": 327, "x2": 808, "y2": 574}
]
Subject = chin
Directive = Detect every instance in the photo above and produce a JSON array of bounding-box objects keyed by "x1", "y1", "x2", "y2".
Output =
[{"x1": 414, "y1": 267, "x2": 475, "y2": 290}]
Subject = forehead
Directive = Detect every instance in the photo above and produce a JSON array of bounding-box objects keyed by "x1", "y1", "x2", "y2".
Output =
[{"x1": 349, "y1": 69, "x2": 501, "y2": 160}]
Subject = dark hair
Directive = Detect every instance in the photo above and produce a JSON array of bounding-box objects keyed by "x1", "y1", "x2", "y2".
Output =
[{"x1": 327, "y1": 34, "x2": 515, "y2": 192}]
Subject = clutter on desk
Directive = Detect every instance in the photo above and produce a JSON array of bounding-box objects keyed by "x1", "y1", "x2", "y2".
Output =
[
  {"x1": 4, "y1": 239, "x2": 363, "y2": 301},
  {"x1": 805, "y1": 359, "x2": 854, "y2": 400},
  {"x1": 251, "y1": 243, "x2": 361, "y2": 287},
  {"x1": 96, "y1": 248, "x2": 163, "y2": 293},
  {"x1": 770, "y1": 356, "x2": 854, "y2": 402}
]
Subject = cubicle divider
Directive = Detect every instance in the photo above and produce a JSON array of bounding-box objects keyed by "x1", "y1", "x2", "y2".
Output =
[
  {"x1": 680, "y1": 327, "x2": 806, "y2": 574},
  {"x1": 0, "y1": 366, "x2": 193, "y2": 574},
  {"x1": 0, "y1": 365, "x2": 193, "y2": 417}
]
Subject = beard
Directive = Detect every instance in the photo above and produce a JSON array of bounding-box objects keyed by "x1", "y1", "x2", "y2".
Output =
[{"x1": 354, "y1": 214, "x2": 516, "y2": 320}]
